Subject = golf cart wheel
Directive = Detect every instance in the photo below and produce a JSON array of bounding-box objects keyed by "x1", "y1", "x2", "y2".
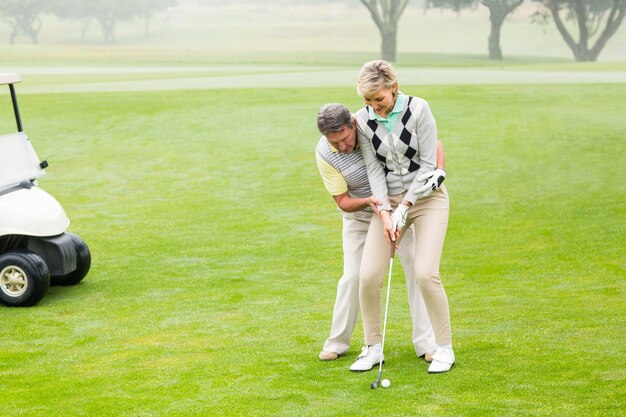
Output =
[
  {"x1": 0, "y1": 251, "x2": 50, "y2": 307},
  {"x1": 51, "y1": 233, "x2": 91, "y2": 286}
]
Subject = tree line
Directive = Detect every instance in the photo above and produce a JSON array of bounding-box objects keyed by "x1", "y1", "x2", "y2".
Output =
[
  {"x1": 0, "y1": 0, "x2": 177, "y2": 44},
  {"x1": 362, "y1": 0, "x2": 625, "y2": 61},
  {"x1": 1, "y1": 0, "x2": 624, "y2": 62}
]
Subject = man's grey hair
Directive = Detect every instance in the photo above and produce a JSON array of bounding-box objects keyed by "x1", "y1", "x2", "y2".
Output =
[{"x1": 316, "y1": 103, "x2": 353, "y2": 135}]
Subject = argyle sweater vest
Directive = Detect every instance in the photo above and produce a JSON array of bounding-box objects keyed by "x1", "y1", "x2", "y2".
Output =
[
  {"x1": 355, "y1": 95, "x2": 421, "y2": 176},
  {"x1": 316, "y1": 137, "x2": 371, "y2": 199},
  {"x1": 356, "y1": 95, "x2": 437, "y2": 210}
]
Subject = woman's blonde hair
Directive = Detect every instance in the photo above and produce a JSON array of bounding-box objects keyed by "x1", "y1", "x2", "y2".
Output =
[{"x1": 356, "y1": 60, "x2": 398, "y2": 97}]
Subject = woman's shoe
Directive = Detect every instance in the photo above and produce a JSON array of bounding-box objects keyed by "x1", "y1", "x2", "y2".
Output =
[
  {"x1": 349, "y1": 345, "x2": 383, "y2": 372},
  {"x1": 428, "y1": 346, "x2": 455, "y2": 373}
]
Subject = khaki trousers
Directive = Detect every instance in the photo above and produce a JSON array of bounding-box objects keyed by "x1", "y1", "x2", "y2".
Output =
[
  {"x1": 323, "y1": 209, "x2": 436, "y2": 357},
  {"x1": 359, "y1": 185, "x2": 451, "y2": 346}
]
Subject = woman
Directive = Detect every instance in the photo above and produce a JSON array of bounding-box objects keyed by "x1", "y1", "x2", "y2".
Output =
[{"x1": 352, "y1": 60, "x2": 454, "y2": 374}]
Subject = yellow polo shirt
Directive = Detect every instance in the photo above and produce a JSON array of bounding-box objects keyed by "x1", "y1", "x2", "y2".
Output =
[{"x1": 315, "y1": 142, "x2": 350, "y2": 196}]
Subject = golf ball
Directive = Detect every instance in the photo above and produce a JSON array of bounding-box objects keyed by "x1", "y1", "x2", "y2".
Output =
[{"x1": 381, "y1": 379, "x2": 390, "y2": 388}]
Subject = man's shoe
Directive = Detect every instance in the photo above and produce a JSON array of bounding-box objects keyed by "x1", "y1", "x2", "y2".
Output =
[
  {"x1": 319, "y1": 350, "x2": 339, "y2": 361},
  {"x1": 428, "y1": 346, "x2": 455, "y2": 373},
  {"x1": 349, "y1": 345, "x2": 383, "y2": 372},
  {"x1": 421, "y1": 351, "x2": 435, "y2": 363}
]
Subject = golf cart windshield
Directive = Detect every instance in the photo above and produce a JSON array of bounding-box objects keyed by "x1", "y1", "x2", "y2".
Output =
[
  {"x1": 0, "y1": 74, "x2": 46, "y2": 193},
  {"x1": 0, "y1": 132, "x2": 46, "y2": 192}
]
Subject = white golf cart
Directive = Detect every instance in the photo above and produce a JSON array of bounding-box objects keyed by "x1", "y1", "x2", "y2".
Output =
[{"x1": 0, "y1": 73, "x2": 90, "y2": 307}]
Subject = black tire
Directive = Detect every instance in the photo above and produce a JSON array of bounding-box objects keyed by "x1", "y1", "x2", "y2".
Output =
[
  {"x1": 51, "y1": 233, "x2": 91, "y2": 286},
  {"x1": 0, "y1": 251, "x2": 50, "y2": 307}
]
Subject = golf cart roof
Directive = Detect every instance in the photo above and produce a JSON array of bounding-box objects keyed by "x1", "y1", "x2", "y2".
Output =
[{"x1": 0, "y1": 73, "x2": 21, "y2": 85}]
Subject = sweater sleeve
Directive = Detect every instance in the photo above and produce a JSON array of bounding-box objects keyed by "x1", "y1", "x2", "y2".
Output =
[
  {"x1": 356, "y1": 119, "x2": 392, "y2": 212},
  {"x1": 404, "y1": 99, "x2": 437, "y2": 205}
]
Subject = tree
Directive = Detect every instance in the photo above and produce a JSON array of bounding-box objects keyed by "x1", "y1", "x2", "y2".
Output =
[
  {"x1": 90, "y1": 1, "x2": 133, "y2": 44},
  {"x1": 0, "y1": 0, "x2": 47, "y2": 44},
  {"x1": 136, "y1": 0, "x2": 177, "y2": 37},
  {"x1": 483, "y1": 0, "x2": 525, "y2": 59},
  {"x1": 50, "y1": 0, "x2": 93, "y2": 41},
  {"x1": 359, "y1": 0, "x2": 411, "y2": 62},
  {"x1": 427, "y1": 0, "x2": 524, "y2": 60},
  {"x1": 533, "y1": 0, "x2": 626, "y2": 61},
  {"x1": 50, "y1": 0, "x2": 177, "y2": 43},
  {"x1": 48, "y1": 0, "x2": 127, "y2": 43}
]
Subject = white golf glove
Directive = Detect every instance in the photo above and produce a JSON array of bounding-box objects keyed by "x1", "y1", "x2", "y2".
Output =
[
  {"x1": 391, "y1": 204, "x2": 409, "y2": 232},
  {"x1": 413, "y1": 168, "x2": 446, "y2": 199}
]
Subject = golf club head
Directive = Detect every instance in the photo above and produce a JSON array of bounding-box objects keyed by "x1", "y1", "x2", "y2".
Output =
[{"x1": 371, "y1": 370, "x2": 382, "y2": 389}]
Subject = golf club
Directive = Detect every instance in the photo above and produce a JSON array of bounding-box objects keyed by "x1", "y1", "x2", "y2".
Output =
[{"x1": 371, "y1": 239, "x2": 397, "y2": 389}]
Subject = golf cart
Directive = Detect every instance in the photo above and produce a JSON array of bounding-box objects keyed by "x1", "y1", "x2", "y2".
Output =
[{"x1": 0, "y1": 73, "x2": 91, "y2": 307}]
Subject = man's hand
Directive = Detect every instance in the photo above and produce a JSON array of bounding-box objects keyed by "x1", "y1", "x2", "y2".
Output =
[
  {"x1": 414, "y1": 168, "x2": 446, "y2": 199},
  {"x1": 379, "y1": 210, "x2": 396, "y2": 245},
  {"x1": 366, "y1": 196, "x2": 382, "y2": 214}
]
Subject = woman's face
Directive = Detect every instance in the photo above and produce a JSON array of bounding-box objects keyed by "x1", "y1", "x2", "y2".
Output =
[{"x1": 363, "y1": 83, "x2": 397, "y2": 118}]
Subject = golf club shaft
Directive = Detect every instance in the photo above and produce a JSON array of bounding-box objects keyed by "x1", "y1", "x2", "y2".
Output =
[{"x1": 375, "y1": 242, "x2": 397, "y2": 381}]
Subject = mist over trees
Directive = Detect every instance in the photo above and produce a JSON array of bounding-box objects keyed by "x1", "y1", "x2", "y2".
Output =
[
  {"x1": 0, "y1": 0, "x2": 46, "y2": 44},
  {"x1": 0, "y1": 0, "x2": 177, "y2": 44},
  {"x1": 1, "y1": 0, "x2": 624, "y2": 62},
  {"x1": 426, "y1": 0, "x2": 524, "y2": 60},
  {"x1": 421, "y1": 0, "x2": 625, "y2": 61},
  {"x1": 533, "y1": 0, "x2": 626, "y2": 61}
]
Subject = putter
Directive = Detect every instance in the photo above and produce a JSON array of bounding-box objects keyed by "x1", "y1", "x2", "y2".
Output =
[{"x1": 371, "y1": 239, "x2": 397, "y2": 389}]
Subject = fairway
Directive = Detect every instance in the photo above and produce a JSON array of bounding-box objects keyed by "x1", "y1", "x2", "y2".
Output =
[
  {"x1": 0, "y1": 2, "x2": 625, "y2": 414},
  {"x1": 0, "y1": 78, "x2": 623, "y2": 416}
]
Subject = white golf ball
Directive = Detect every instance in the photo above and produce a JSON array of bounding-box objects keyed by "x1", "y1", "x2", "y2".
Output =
[{"x1": 381, "y1": 379, "x2": 390, "y2": 388}]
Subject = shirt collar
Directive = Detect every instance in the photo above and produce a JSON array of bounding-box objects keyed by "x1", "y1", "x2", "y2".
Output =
[
  {"x1": 368, "y1": 93, "x2": 405, "y2": 121},
  {"x1": 327, "y1": 141, "x2": 359, "y2": 154}
]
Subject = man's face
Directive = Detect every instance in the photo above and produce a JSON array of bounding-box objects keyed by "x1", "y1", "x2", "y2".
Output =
[{"x1": 325, "y1": 120, "x2": 356, "y2": 154}]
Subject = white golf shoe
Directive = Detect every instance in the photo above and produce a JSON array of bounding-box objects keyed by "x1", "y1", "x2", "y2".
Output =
[
  {"x1": 349, "y1": 345, "x2": 383, "y2": 372},
  {"x1": 428, "y1": 345, "x2": 455, "y2": 373}
]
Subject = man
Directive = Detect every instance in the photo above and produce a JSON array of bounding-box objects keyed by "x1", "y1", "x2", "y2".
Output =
[{"x1": 315, "y1": 103, "x2": 446, "y2": 371}]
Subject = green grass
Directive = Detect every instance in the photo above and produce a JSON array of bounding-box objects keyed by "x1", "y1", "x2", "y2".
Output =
[{"x1": 0, "y1": 80, "x2": 623, "y2": 416}]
